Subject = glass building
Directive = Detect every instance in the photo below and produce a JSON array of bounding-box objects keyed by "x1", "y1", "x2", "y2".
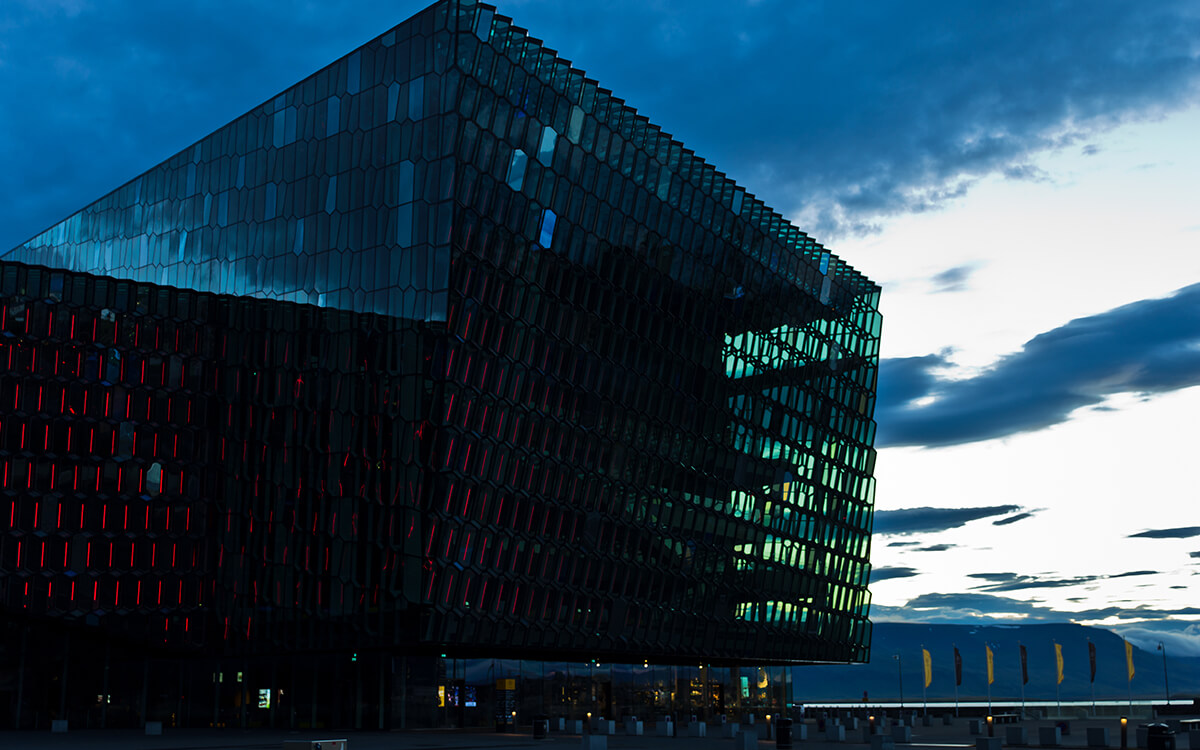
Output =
[{"x1": 0, "y1": 0, "x2": 880, "y2": 731}]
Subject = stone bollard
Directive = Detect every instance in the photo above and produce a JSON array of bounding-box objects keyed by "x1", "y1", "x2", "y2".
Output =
[
  {"x1": 736, "y1": 727, "x2": 759, "y2": 750},
  {"x1": 581, "y1": 735, "x2": 608, "y2": 750},
  {"x1": 1087, "y1": 727, "x2": 1109, "y2": 748},
  {"x1": 1006, "y1": 726, "x2": 1028, "y2": 746},
  {"x1": 656, "y1": 716, "x2": 674, "y2": 737},
  {"x1": 871, "y1": 735, "x2": 896, "y2": 750},
  {"x1": 1038, "y1": 726, "x2": 1062, "y2": 747}
]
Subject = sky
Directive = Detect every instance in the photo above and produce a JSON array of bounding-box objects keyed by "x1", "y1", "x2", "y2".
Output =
[{"x1": 1, "y1": 1, "x2": 1198, "y2": 654}]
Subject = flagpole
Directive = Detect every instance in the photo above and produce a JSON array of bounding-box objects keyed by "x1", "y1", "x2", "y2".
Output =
[
  {"x1": 953, "y1": 643, "x2": 959, "y2": 718},
  {"x1": 985, "y1": 644, "x2": 992, "y2": 716},
  {"x1": 1126, "y1": 639, "x2": 1134, "y2": 712},
  {"x1": 1090, "y1": 640, "x2": 1096, "y2": 716},
  {"x1": 1055, "y1": 641, "x2": 1061, "y2": 718},
  {"x1": 922, "y1": 645, "x2": 929, "y2": 718},
  {"x1": 1019, "y1": 641, "x2": 1025, "y2": 718}
]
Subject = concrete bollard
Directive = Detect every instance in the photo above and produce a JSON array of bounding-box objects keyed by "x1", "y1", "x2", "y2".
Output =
[
  {"x1": 581, "y1": 735, "x2": 607, "y2": 750},
  {"x1": 1038, "y1": 726, "x2": 1062, "y2": 747},
  {"x1": 736, "y1": 728, "x2": 759, "y2": 750},
  {"x1": 1006, "y1": 726, "x2": 1028, "y2": 746},
  {"x1": 1087, "y1": 727, "x2": 1109, "y2": 748},
  {"x1": 871, "y1": 735, "x2": 896, "y2": 750}
]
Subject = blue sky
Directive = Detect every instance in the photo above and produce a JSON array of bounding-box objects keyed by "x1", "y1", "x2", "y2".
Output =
[{"x1": 2, "y1": 1, "x2": 1199, "y2": 653}]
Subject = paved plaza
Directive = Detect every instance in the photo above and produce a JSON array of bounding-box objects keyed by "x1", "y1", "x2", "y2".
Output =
[{"x1": 0, "y1": 715, "x2": 1196, "y2": 750}]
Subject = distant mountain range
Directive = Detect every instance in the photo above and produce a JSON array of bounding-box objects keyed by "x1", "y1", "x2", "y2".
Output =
[{"x1": 792, "y1": 622, "x2": 1199, "y2": 703}]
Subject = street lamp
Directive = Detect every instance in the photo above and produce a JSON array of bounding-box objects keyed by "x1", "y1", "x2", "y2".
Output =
[
  {"x1": 893, "y1": 653, "x2": 905, "y2": 709},
  {"x1": 1156, "y1": 642, "x2": 1170, "y2": 704}
]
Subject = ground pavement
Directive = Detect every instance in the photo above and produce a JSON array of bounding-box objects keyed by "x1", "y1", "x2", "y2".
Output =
[{"x1": 0, "y1": 715, "x2": 1194, "y2": 750}]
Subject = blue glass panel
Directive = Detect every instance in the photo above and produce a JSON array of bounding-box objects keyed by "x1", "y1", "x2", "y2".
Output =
[
  {"x1": 506, "y1": 150, "x2": 527, "y2": 191},
  {"x1": 539, "y1": 209, "x2": 556, "y2": 249},
  {"x1": 409, "y1": 76, "x2": 425, "y2": 120}
]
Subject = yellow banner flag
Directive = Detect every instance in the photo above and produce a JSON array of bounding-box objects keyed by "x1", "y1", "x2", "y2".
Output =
[
  {"x1": 923, "y1": 648, "x2": 932, "y2": 688},
  {"x1": 1055, "y1": 642, "x2": 1064, "y2": 685},
  {"x1": 1125, "y1": 640, "x2": 1135, "y2": 681},
  {"x1": 986, "y1": 645, "x2": 994, "y2": 685}
]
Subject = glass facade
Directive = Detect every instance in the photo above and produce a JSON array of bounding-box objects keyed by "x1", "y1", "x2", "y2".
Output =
[{"x1": 0, "y1": 0, "x2": 880, "y2": 730}]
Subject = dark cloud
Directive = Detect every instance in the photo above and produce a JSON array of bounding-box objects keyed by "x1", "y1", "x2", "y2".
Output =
[
  {"x1": 4, "y1": 0, "x2": 1200, "y2": 248},
  {"x1": 915, "y1": 543, "x2": 956, "y2": 552},
  {"x1": 993, "y1": 512, "x2": 1035, "y2": 526},
  {"x1": 887, "y1": 541, "x2": 921, "y2": 547},
  {"x1": 968, "y1": 573, "x2": 1018, "y2": 582},
  {"x1": 872, "y1": 593, "x2": 1200, "y2": 625},
  {"x1": 873, "y1": 505, "x2": 1019, "y2": 536},
  {"x1": 870, "y1": 592, "x2": 1078, "y2": 622},
  {"x1": 1081, "y1": 144, "x2": 1102, "y2": 156},
  {"x1": 1128, "y1": 526, "x2": 1200, "y2": 539},
  {"x1": 870, "y1": 566, "x2": 920, "y2": 583},
  {"x1": 930, "y1": 264, "x2": 979, "y2": 293},
  {"x1": 973, "y1": 575, "x2": 1097, "y2": 592},
  {"x1": 966, "y1": 570, "x2": 1157, "y2": 593},
  {"x1": 1190, "y1": 552, "x2": 1200, "y2": 559},
  {"x1": 876, "y1": 284, "x2": 1200, "y2": 447}
]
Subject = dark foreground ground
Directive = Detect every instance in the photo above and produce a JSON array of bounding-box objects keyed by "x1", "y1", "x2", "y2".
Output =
[{"x1": 0, "y1": 715, "x2": 1195, "y2": 750}]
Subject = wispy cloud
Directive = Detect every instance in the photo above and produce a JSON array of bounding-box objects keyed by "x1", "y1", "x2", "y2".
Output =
[
  {"x1": 872, "y1": 592, "x2": 1200, "y2": 625},
  {"x1": 930, "y1": 264, "x2": 980, "y2": 293},
  {"x1": 870, "y1": 566, "x2": 921, "y2": 583},
  {"x1": 874, "y1": 505, "x2": 1020, "y2": 536},
  {"x1": 1128, "y1": 526, "x2": 1200, "y2": 539},
  {"x1": 969, "y1": 570, "x2": 1158, "y2": 593},
  {"x1": 876, "y1": 284, "x2": 1200, "y2": 447},
  {"x1": 993, "y1": 512, "x2": 1035, "y2": 526}
]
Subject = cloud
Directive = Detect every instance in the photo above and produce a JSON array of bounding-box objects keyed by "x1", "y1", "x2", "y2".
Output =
[
  {"x1": 970, "y1": 570, "x2": 1158, "y2": 593},
  {"x1": 1114, "y1": 623, "x2": 1200, "y2": 658},
  {"x1": 915, "y1": 543, "x2": 956, "y2": 552},
  {"x1": 4, "y1": 1, "x2": 1200, "y2": 248},
  {"x1": 876, "y1": 284, "x2": 1200, "y2": 447},
  {"x1": 1110, "y1": 570, "x2": 1158, "y2": 579},
  {"x1": 872, "y1": 593, "x2": 1200, "y2": 626},
  {"x1": 1190, "y1": 551, "x2": 1200, "y2": 559},
  {"x1": 870, "y1": 566, "x2": 920, "y2": 583},
  {"x1": 993, "y1": 512, "x2": 1036, "y2": 526},
  {"x1": 1128, "y1": 526, "x2": 1200, "y2": 539},
  {"x1": 930, "y1": 264, "x2": 979, "y2": 293},
  {"x1": 870, "y1": 592, "x2": 1074, "y2": 622},
  {"x1": 968, "y1": 573, "x2": 1018, "y2": 582},
  {"x1": 972, "y1": 575, "x2": 1098, "y2": 592},
  {"x1": 873, "y1": 505, "x2": 1020, "y2": 536}
]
